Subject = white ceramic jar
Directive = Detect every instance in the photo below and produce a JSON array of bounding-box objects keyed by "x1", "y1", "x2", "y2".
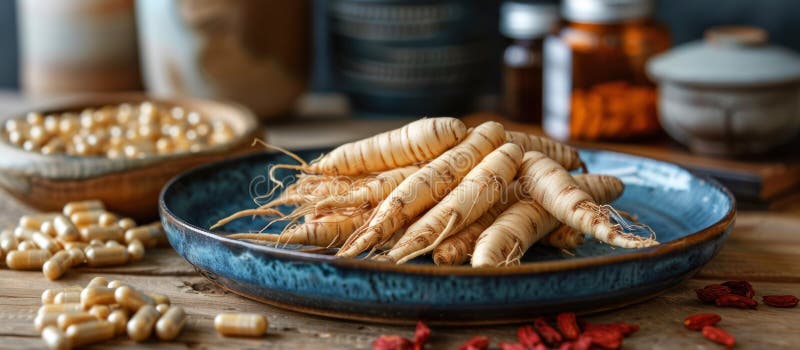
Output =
[{"x1": 647, "y1": 26, "x2": 800, "y2": 156}]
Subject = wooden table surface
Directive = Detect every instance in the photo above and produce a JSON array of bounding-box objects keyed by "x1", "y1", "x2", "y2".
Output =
[{"x1": 1, "y1": 95, "x2": 799, "y2": 349}]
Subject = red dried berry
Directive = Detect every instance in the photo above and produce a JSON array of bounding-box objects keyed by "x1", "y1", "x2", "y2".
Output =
[
  {"x1": 582, "y1": 328, "x2": 623, "y2": 350},
  {"x1": 498, "y1": 342, "x2": 527, "y2": 350},
  {"x1": 533, "y1": 317, "x2": 563, "y2": 346},
  {"x1": 558, "y1": 342, "x2": 574, "y2": 350},
  {"x1": 582, "y1": 323, "x2": 638, "y2": 337},
  {"x1": 695, "y1": 284, "x2": 732, "y2": 303},
  {"x1": 574, "y1": 335, "x2": 592, "y2": 350},
  {"x1": 556, "y1": 312, "x2": 580, "y2": 340},
  {"x1": 683, "y1": 313, "x2": 722, "y2": 331},
  {"x1": 373, "y1": 335, "x2": 413, "y2": 350},
  {"x1": 762, "y1": 295, "x2": 799, "y2": 308},
  {"x1": 456, "y1": 335, "x2": 489, "y2": 350},
  {"x1": 721, "y1": 281, "x2": 755, "y2": 298},
  {"x1": 715, "y1": 294, "x2": 758, "y2": 309},
  {"x1": 702, "y1": 326, "x2": 735, "y2": 348},
  {"x1": 517, "y1": 325, "x2": 542, "y2": 348},
  {"x1": 413, "y1": 321, "x2": 430, "y2": 347},
  {"x1": 532, "y1": 344, "x2": 548, "y2": 350}
]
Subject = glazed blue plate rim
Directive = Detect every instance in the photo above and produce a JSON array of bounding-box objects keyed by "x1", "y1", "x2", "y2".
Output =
[{"x1": 158, "y1": 148, "x2": 736, "y2": 276}]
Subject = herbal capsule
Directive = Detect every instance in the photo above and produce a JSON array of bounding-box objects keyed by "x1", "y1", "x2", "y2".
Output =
[
  {"x1": 107, "y1": 309, "x2": 128, "y2": 335},
  {"x1": 124, "y1": 223, "x2": 165, "y2": 247},
  {"x1": 107, "y1": 280, "x2": 128, "y2": 289},
  {"x1": 81, "y1": 287, "x2": 117, "y2": 308},
  {"x1": 85, "y1": 245, "x2": 128, "y2": 267},
  {"x1": 148, "y1": 292, "x2": 170, "y2": 306},
  {"x1": 63, "y1": 200, "x2": 104, "y2": 217},
  {"x1": 127, "y1": 305, "x2": 160, "y2": 341},
  {"x1": 54, "y1": 291, "x2": 81, "y2": 304},
  {"x1": 0, "y1": 229, "x2": 17, "y2": 252},
  {"x1": 104, "y1": 240, "x2": 122, "y2": 248},
  {"x1": 88, "y1": 305, "x2": 110, "y2": 320},
  {"x1": 88, "y1": 239, "x2": 104, "y2": 247},
  {"x1": 42, "y1": 286, "x2": 82, "y2": 305},
  {"x1": 13, "y1": 226, "x2": 37, "y2": 241},
  {"x1": 41, "y1": 138, "x2": 66, "y2": 155},
  {"x1": 53, "y1": 215, "x2": 80, "y2": 242},
  {"x1": 156, "y1": 304, "x2": 169, "y2": 315},
  {"x1": 6, "y1": 249, "x2": 51, "y2": 270},
  {"x1": 32, "y1": 232, "x2": 62, "y2": 254},
  {"x1": 41, "y1": 326, "x2": 69, "y2": 350},
  {"x1": 86, "y1": 276, "x2": 109, "y2": 288},
  {"x1": 57, "y1": 311, "x2": 95, "y2": 330},
  {"x1": 70, "y1": 210, "x2": 105, "y2": 228},
  {"x1": 39, "y1": 303, "x2": 84, "y2": 316},
  {"x1": 156, "y1": 306, "x2": 186, "y2": 340},
  {"x1": 65, "y1": 320, "x2": 115, "y2": 347},
  {"x1": 213, "y1": 313, "x2": 268, "y2": 337},
  {"x1": 34, "y1": 313, "x2": 60, "y2": 333},
  {"x1": 66, "y1": 248, "x2": 86, "y2": 267},
  {"x1": 43, "y1": 251, "x2": 73, "y2": 280},
  {"x1": 97, "y1": 213, "x2": 117, "y2": 227},
  {"x1": 80, "y1": 225, "x2": 123, "y2": 243},
  {"x1": 19, "y1": 213, "x2": 59, "y2": 231},
  {"x1": 40, "y1": 220, "x2": 57, "y2": 237},
  {"x1": 127, "y1": 239, "x2": 145, "y2": 261},
  {"x1": 118, "y1": 218, "x2": 136, "y2": 231},
  {"x1": 17, "y1": 241, "x2": 38, "y2": 251},
  {"x1": 115, "y1": 286, "x2": 155, "y2": 312}
]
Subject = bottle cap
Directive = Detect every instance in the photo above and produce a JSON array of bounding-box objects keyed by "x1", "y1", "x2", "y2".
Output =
[
  {"x1": 563, "y1": 0, "x2": 653, "y2": 23},
  {"x1": 500, "y1": 2, "x2": 559, "y2": 40}
]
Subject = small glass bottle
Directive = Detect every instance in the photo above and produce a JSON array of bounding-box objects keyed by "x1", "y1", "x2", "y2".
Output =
[
  {"x1": 543, "y1": 0, "x2": 670, "y2": 141},
  {"x1": 500, "y1": 2, "x2": 559, "y2": 125}
]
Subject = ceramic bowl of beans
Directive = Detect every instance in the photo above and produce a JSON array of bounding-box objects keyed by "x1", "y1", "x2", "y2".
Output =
[{"x1": 0, "y1": 93, "x2": 259, "y2": 219}]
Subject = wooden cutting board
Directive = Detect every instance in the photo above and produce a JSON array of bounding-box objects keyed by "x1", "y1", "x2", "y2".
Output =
[{"x1": 463, "y1": 113, "x2": 800, "y2": 209}]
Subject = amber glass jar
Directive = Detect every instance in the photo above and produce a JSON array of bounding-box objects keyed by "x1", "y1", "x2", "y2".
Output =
[
  {"x1": 543, "y1": 0, "x2": 670, "y2": 141},
  {"x1": 501, "y1": 2, "x2": 558, "y2": 124}
]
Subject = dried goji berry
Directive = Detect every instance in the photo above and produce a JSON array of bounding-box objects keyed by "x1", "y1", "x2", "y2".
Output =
[
  {"x1": 456, "y1": 335, "x2": 489, "y2": 350},
  {"x1": 533, "y1": 317, "x2": 563, "y2": 346},
  {"x1": 721, "y1": 281, "x2": 755, "y2": 298},
  {"x1": 517, "y1": 325, "x2": 541, "y2": 348},
  {"x1": 574, "y1": 335, "x2": 592, "y2": 350},
  {"x1": 556, "y1": 312, "x2": 580, "y2": 340},
  {"x1": 762, "y1": 295, "x2": 799, "y2": 308},
  {"x1": 695, "y1": 284, "x2": 732, "y2": 303},
  {"x1": 702, "y1": 326, "x2": 735, "y2": 348},
  {"x1": 582, "y1": 328, "x2": 623, "y2": 350},
  {"x1": 498, "y1": 342, "x2": 526, "y2": 350},
  {"x1": 413, "y1": 321, "x2": 431, "y2": 348},
  {"x1": 532, "y1": 344, "x2": 548, "y2": 350},
  {"x1": 558, "y1": 341, "x2": 574, "y2": 350},
  {"x1": 715, "y1": 294, "x2": 758, "y2": 309},
  {"x1": 373, "y1": 335, "x2": 413, "y2": 350},
  {"x1": 683, "y1": 313, "x2": 721, "y2": 331},
  {"x1": 582, "y1": 323, "x2": 638, "y2": 337}
]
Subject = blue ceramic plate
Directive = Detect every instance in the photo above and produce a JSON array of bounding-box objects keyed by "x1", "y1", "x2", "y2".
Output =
[{"x1": 159, "y1": 149, "x2": 735, "y2": 325}]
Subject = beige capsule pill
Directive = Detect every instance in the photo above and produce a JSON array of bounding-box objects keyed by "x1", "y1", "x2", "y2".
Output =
[
  {"x1": 155, "y1": 306, "x2": 186, "y2": 341},
  {"x1": 85, "y1": 245, "x2": 128, "y2": 267},
  {"x1": 41, "y1": 138, "x2": 66, "y2": 155},
  {"x1": 88, "y1": 239, "x2": 104, "y2": 247},
  {"x1": 115, "y1": 286, "x2": 155, "y2": 312},
  {"x1": 41, "y1": 325, "x2": 69, "y2": 350},
  {"x1": 54, "y1": 291, "x2": 81, "y2": 304},
  {"x1": 156, "y1": 304, "x2": 169, "y2": 315},
  {"x1": 65, "y1": 320, "x2": 114, "y2": 347},
  {"x1": 214, "y1": 313, "x2": 268, "y2": 337},
  {"x1": 32, "y1": 232, "x2": 62, "y2": 254},
  {"x1": 80, "y1": 224, "x2": 123, "y2": 242},
  {"x1": 6, "y1": 249, "x2": 51, "y2": 270},
  {"x1": 42, "y1": 286, "x2": 82, "y2": 305},
  {"x1": 53, "y1": 215, "x2": 79, "y2": 242},
  {"x1": 17, "y1": 240, "x2": 38, "y2": 251},
  {"x1": 88, "y1": 305, "x2": 110, "y2": 320},
  {"x1": 70, "y1": 210, "x2": 105, "y2": 228},
  {"x1": 35, "y1": 312, "x2": 60, "y2": 333},
  {"x1": 13, "y1": 226, "x2": 37, "y2": 240},
  {"x1": 57, "y1": 311, "x2": 95, "y2": 330},
  {"x1": 43, "y1": 251, "x2": 73, "y2": 280},
  {"x1": 98, "y1": 213, "x2": 118, "y2": 227},
  {"x1": 86, "y1": 276, "x2": 109, "y2": 288},
  {"x1": 128, "y1": 305, "x2": 160, "y2": 341},
  {"x1": 66, "y1": 248, "x2": 86, "y2": 267},
  {"x1": 107, "y1": 309, "x2": 128, "y2": 335},
  {"x1": 106, "y1": 280, "x2": 128, "y2": 289},
  {"x1": 127, "y1": 239, "x2": 145, "y2": 261},
  {"x1": 81, "y1": 287, "x2": 116, "y2": 308},
  {"x1": 62, "y1": 241, "x2": 87, "y2": 251},
  {"x1": 62, "y1": 200, "x2": 104, "y2": 217},
  {"x1": 124, "y1": 223, "x2": 165, "y2": 247},
  {"x1": 0, "y1": 229, "x2": 17, "y2": 252},
  {"x1": 19, "y1": 213, "x2": 59, "y2": 231},
  {"x1": 148, "y1": 292, "x2": 170, "y2": 306},
  {"x1": 118, "y1": 218, "x2": 136, "y2": 231},
  {"x1": 40, "y1": 220, "x2": 56, "y2": 237},
  {"x1": 39, "y1": 303, "x2": 84, "y2": 316},
  {"x1": 104, "y1": 240, "x2": 122, "y2": 248}
]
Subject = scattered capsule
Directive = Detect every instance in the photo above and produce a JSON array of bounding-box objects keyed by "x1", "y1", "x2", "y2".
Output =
[
  {"x1": 107, "y1": 309, "x2": 128, "y2": 335},
  {"x1": 54, "y1": 291, "x2": 81, "y2": 304},
  {"x1": 115, "y1": 286, "x2": 155, "y2": 312},
  {"x1": 69, "y1": 210, "x2": 105, "y2": 228},
  {"x1": 62, "y1": 241, "x2": 88, "y2": 251},
  {"x1": 63, "y1": 200, "x2": 104, "y2": 217},
  {"x1": 40, "y1": 220, "x2": 57, "y2": 237},
  {"x1": 124, "y1": 223, "x2": 165, "y2": 247},
  {"x1": 80, "y1": 224, "x2": 123, "y2": 242},
  {"x1": 156, "y1": 304, "x2": 169, "y2": 315},
  {"x1": 6, "y1": 249, "x2": 51, "y2": 270},
  {"x1": 128, "y1": 305, "x2": 160, "y2": 341},
  {"x1": 81, "y1": 287, "x2": 117, "y2": 308},
  {"x1": 88, "y1": 305, "x2": 111, "y2": 320},
  {"x1": 41, "y1": 325, "x2": 70, "y2": 350},
  {"x1": 39, "y1": 303, "x2": 84, "y2": 316},
  {"x1": 65, "y1": 320, "x2": 115, "y2": 347},
  {"x1": 17, "y1": 241, "x2": 38, "y2": 251},
  {"x1": 106, "y1": 280, "x2": 128, "y2": 289},
  {"x1": 0, "y1": 229, "x2": 17, "y2": 252},
  {"x1": 53, "y1": 215, "x2": 80, "y2": 242},
  {"x1": 43, "y1": 251, "x2": 73, "y2": 280},
  {"x1": 41, "y1": 138, "x2": 66, "y2": 155},
  {"x1": 127, "y1": 239, "x2": 145, "y2": 261},
  {"x1": 13, "y1": 227, "x2": 37, "y2": 241},
  {"x1": 88, "y1": 239, "x2": 104, "y2": 247},
  {"x1": 98, "y1": 213, "x2": 118, "y2": 227},
  {"x1": 213, "y1": 313, "x2": 268, "y2": 337},
  {"x1": 57, "y1": 311, "x2": 96, "y2": 330},
  {"x1": 85, "y1": 245, "x2": 128, "y2": 267},
  {"x1": 19, "y1": 213, "x2": 59, "y2": 231},
  {"x1": 32, "y1": 232, "x2": 62, "y2": 254},
  {"x1": 117, "y1": 218, "x2": 136, "y2": 231},
  {"x1": 86, "y1": 276, "x2": 109, "y2": 288},
  {"x1": 104, "y1": 240, "x2": 123, "y2": 248},
  {"x1": 34, "y1": 312, "x2": 60, "y2": 333},
  {"x1": 155, "y1": 306, "x2": 186, "y2": 341},
  {"x1": 66, "y1": 248, "x2": 86, "y2": 267},
  {"x1": 148, "y1": 292, "x2": 170, "y2": 306},
  {"x1": 42, "y1": 286, "x2": 82, "y2": 305}
]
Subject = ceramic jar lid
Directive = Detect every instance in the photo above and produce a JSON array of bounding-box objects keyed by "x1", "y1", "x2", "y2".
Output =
[{"x1": 648, "y1": 26, "x2": 800, "y2": 87}]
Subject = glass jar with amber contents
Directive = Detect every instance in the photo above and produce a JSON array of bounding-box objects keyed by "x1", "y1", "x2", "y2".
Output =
[{"x1": 543, "y1": 0, "x2": 670, "y2": 141}]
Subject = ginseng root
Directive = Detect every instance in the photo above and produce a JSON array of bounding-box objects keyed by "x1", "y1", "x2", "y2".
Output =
[
  {"x1": 315, "y1": 166, "x2": 420, "y2": 212},
  {"x1": 506, "y1": 131, "x2": 585, "y2": 171},
  {"x1": 227, "y1": 209, "x2": 371, "y2": 247}
]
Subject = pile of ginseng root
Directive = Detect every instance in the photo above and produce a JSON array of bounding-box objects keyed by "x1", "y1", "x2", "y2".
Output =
[{"x1": 211, "y1": 118, "x2": 658, "y2": 267}]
